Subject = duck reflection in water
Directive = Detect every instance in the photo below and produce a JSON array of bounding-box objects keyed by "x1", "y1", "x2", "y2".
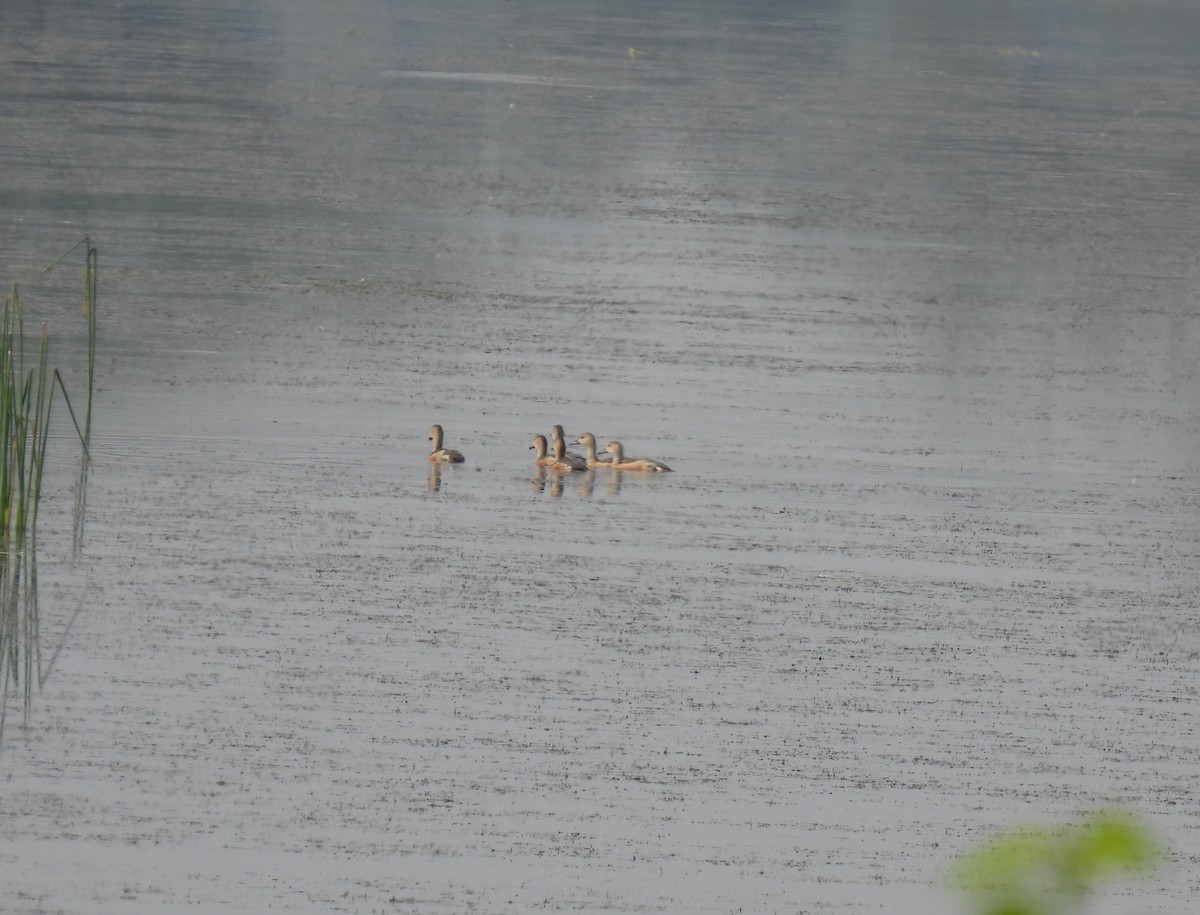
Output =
[{"x1": 533, "y1": 464, "x2": 598, "y2": 499}]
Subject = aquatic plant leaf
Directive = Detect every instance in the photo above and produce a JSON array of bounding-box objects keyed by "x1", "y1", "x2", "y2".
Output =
[
  {"x1": 948, "y1": 811, "x2": 1160, "y2": 915},
  {"x1": 1058, "y1": 811, "x2": 1159, "y2": 887},
  {"x1": 948, "y1": 827, "x2": 1057, "y2": 892}
]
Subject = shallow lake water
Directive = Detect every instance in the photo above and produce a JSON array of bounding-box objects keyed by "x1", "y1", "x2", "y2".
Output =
[{"x1": 1, "y1": 0, "x2": 1199, "y2": 912}]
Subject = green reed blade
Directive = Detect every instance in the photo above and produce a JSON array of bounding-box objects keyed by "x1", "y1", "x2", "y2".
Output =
[
  {"x1": 84, "y1": 245, "x2": 96, "y2": 450},
  {"x1": 1, "y1": 240, "x2": 98, "y2": 747},
  {"x1": 29, "y1": 327, "x2": 52, "y2": 535}
]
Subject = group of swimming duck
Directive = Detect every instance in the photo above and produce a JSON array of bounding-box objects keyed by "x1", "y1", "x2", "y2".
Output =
[{"x1": 428, "y1": 424, "x2": 673, "y2": 473}]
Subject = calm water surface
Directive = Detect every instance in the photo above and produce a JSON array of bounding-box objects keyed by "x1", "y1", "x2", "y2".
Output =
[{"x1": 1, "y1": 1, "x2": 1198, "y2": 912}]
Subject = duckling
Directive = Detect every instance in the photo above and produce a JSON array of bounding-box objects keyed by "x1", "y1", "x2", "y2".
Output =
[
  {"x1": 603, "y1": 440, "x2": 673, "y2": 472},
  {"x1": 428, "y1": 424, "x2": 465, "y2": 463},
  {"x1": 531, "y1": 434, "x2": 557, "y2": 467},
  {"x1": 573, "y1": 432, "x2": 614, "y2": 468},
  {"x1": 550, "y1": 436, "x2": 588, "y2": 472},
  {"x1": 532, "y1": 434, "x2": 588, "y2": 472},
  {"x1": 551, "y1": 425, "x2": 586, "y2": 463}
]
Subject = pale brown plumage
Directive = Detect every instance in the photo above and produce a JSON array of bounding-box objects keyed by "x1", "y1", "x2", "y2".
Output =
[
  {"x1": 428, "y1": 424, "x2": 465, "y2": 463},
  {"x1": 603, "y1": 440, "x2": 672, "y2": 472}
]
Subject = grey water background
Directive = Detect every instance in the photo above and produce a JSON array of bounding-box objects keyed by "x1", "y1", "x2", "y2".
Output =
[{"x1": 2, "y1": 1, "x2": 1199, "y2": 912}]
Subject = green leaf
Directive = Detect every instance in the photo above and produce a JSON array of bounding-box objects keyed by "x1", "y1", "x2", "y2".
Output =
[
  {"x1": 1058, "y1": 811, "x2": 1159, "y2": 887},
  {"x1": 948, "y1": 811, "x2": 1160, "y2": 915}
]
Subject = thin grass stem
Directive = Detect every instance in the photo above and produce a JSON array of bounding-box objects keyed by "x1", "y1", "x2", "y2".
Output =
[{"x1": 0, "y1": 241, "x2": 96, "y2": 748}]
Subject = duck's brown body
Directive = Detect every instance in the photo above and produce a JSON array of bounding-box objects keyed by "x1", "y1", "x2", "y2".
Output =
[
  {"x1": 604, "y1": 440, "x2": 672, "y2": 472},
  {"x1": 428, "y1": 424, "x2": 465, "y2": 463}
]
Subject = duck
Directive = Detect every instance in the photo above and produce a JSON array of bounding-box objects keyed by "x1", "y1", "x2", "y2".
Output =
[
  {"x1": 572, "y1": 432, "x2": 613, "y2": 468},
  {"x1": 531, "y1": 434, "x2": 587, "y2": 472},
  {"x1": 550, "y1": 425, "x2": 586, "y2": 463},
  {"x1": 603, "y1": 440, "x2": 673, "y2": 472},
  {"x1": 551, "y1": 436, "x2": 589, "y2": 472},
  {"x1": 531, "y1": 434, "x2": 558, "y2": 467},
  {"x1": 428, "y1": 424, "x2": 465, "y2": 463}
]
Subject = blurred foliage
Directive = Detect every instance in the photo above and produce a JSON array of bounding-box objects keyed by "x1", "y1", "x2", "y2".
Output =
[{"x1": 949, "y1": 811, "x2": 1160, "y2": 915}]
